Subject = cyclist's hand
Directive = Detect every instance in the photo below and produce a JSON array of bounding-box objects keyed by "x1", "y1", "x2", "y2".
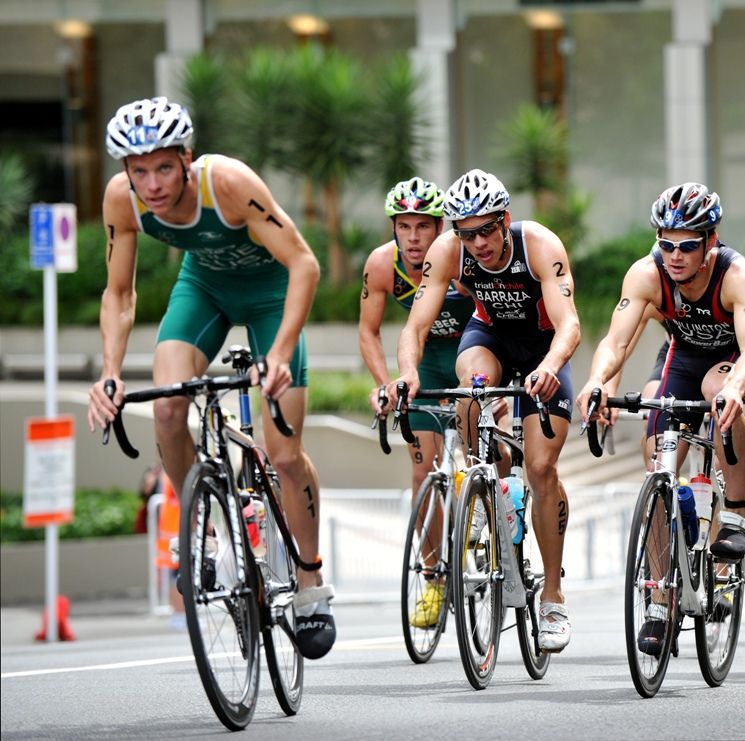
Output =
[
  {"x1": 713, "y1": 384, "x2": 744, "y2": 433},
  {"x1": 575, "y1": 380, "x2": 608, "y2": 427},
  {"x1": 88, "y1": 375, "x2": 124, "y2": 433},
  {"x1": 369, "y1": 387, "x2": 390, "y2": 415},
  {"x1": 525, "y1": 366, "x2": 560, "y2": 401},
  {"x1": 259, "y1": 356, "x2": 293, "y2": 398},
  {"x1": 387, "y1": 372, "x2": 420, "y2": 407}
]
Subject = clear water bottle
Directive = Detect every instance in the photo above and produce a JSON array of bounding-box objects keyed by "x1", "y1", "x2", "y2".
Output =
[
  {"x1": 504, "y1": 475, "x2": 525, "y2": 544},
  {"x1": 690, "y1": 473, "x2": 713, "y2": 549},
  {"x1": 677, "y1": 484, "x2": 699, "y2": 548},
  {"x1": 499, "y1": 478, "x2": 518, "y2": 541}
]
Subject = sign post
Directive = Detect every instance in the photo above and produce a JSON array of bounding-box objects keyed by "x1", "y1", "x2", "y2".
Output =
[{"x1": 28, "y1": 203, "x2": 78, "y2": 642}]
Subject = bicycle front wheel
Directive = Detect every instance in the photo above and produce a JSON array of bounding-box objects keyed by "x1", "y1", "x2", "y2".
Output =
[
  {"x1": 401, "y1": 472, "x2": 452, "y2": 664},
  {"x1": 694, "y1": 494, "x2": 743, "y2": 686},
  {"x1": 180, "y1": 462, "x2": 261, "y2": 731},
  {"x1": 624, "y1": 475, "x2": 677, "y2": 698},
  {"x1": 259, "y1": 488, "x2": 304, "y2": 715},
  {"x1": 452, "y1": 471, "x2": 502, "y2": 689},
  {"x1": 515, "y1": 487, "x2": 550, "y2": 680}
]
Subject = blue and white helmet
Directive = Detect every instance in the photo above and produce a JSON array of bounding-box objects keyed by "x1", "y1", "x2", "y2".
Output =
[
  {"x1": 443, "y1": 169, "x2": 510, "y2": 220},
  {"x1": 650, "y1": 182, "x2": 722, "y2": 232},
  {"x1": 106, "y1": 97, "x2": 193, "y2": 160}
]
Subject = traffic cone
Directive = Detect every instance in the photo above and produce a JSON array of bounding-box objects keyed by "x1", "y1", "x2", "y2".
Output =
[{"x1": 34, "y1": 595, "x2": 76, "y2": 641}]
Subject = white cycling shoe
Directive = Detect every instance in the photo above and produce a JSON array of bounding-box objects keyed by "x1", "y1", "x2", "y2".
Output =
[{"x1": 538, "y1": 601, "x2": 571, "y2": 653}]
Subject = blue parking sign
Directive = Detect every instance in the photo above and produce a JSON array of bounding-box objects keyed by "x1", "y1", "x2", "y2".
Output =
[{"x1": 30, "y1": 204, "x2": 54, "y2": 269}]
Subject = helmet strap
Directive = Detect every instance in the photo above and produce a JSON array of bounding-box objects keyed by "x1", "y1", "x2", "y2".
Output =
[{"x1": 499, "y1": 223, "x2": 510, "y2": 262}]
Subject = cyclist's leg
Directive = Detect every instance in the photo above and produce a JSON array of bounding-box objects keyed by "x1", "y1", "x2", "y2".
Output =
[
  {"x1": 523, "y1": 415, "x2": 570, "y2": 603},
  {"x1": 247, "y1": 315, "x2": 336, "y2": 659},
  {"x1": 454, "y1": 346, "x2": 502, "y2": 454},
  {"x1": 520, "y1": 360, "x2": 573, "y2": 651},
  {"x1": 153, "y1": 277, "x2": 229, "y2": 493},
  {"x1": 703, "y1": 359, "x2": 745, "y2": 559}
]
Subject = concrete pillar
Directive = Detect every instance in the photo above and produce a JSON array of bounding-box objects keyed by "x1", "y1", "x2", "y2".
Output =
[
  {"x1": 155, "y1": 0, "x2": 204, "y2": 102},
  {"x1": 411, "y1": 0, "x2": 456, "y2": 191},
  {"x1": 664, "y1": 0, "x2": 714, "y2": 185}
]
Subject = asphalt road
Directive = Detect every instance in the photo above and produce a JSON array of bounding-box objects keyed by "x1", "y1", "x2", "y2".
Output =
[{"x1": 2, "y1": 585, "x2": 743, "y2": 740}]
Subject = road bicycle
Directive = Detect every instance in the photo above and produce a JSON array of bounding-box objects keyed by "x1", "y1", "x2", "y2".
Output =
[
  {"x1": 103, "y1": 345, "x2": 303, "y2": 730},
  {"x1": 374, "y1": 391, "x2": 460, "y2": 663},
  {"x1": 585, "y1": 390, "x2": 743, "y2": 698},
  {"x1": 394, "y1": 377, "x2": 555, "y2": 689}
]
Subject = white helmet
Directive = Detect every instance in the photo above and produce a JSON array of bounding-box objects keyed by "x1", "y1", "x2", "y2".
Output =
[
  {"x1": 443, "y1": 169, "x2": 510, "y2": 220},
  {"x1": 106, "y1": 97, "x2": 193, "y2": 160}
]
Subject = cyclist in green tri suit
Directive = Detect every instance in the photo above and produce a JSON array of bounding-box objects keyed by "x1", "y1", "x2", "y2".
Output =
[
  {"x1": 86, "y1": 97, "x2": 334, "y2": 659},
  {"x1": 359, "y1": 177, "x2": 474, "y2": 627}
]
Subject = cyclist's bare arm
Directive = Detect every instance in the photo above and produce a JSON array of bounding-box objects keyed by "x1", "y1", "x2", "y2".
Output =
[
  {"x1": 213, "y1": 156, "x2": 320, "y2": 397},
  {"x1": 359, "y1": 244, "x2": 395, "y2": 414},
  {"x1": 576, "y1": 257, "x2": 660, "y2": 420},
  {"x1": 606, "y1": 303, "x2": 665, "y2": 398},
  {"x1": 716, "y1": 258, "x2": 745, "y2": 431},
  {"x1": 393, "y1": 231, "x2": 460, "y2": 402},
  {"x1": 521, "y1": 221, "x2": 581, "y2": 400},
  {"x1": 88, "y1": 174, "x2": 140, "y2": 431}
]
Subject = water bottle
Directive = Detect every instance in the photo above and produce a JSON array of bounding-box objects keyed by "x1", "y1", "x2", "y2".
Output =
[
  {"x1": 499, "y1": 478, "x2": 518, "y2": 541},
  {"x1": 504, "y1": 475, "x2": 525, "y2": 544},
  {"x1": 690, "y1": 473, "x2": 713, "y2": 549},
  {"x1": 677, "y1": 484, "x2": 699, "y2": 548},
  {"x1": 241, "y1": 490, "x2": 267, "y2": 557}
]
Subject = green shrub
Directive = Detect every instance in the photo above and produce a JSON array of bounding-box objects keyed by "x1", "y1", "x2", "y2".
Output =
[
  {"x1": 308, "y1": 370, "x2": 375, "y2": 413},
  {"x1": 573, "y1": 227, "x2": 653, "y2": 337},
  {"x1": 0, "y1": 488, "x2": 142, "y2": 543},
  {"x1": 0, "y1": 223, "x2": 181, "y2": 325}
]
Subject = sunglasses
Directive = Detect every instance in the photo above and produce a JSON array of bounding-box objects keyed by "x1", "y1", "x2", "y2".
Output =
[
  {"x1": 656, "y1": 237, "x2": 704, "y2": 254},
  {"x1": 454, "y1": 215, "x2": 504, "y2": 242}
]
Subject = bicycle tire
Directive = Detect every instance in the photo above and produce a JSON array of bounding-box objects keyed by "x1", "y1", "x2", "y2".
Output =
[
  {"x1": 452, "y1": 471, "x2": 502, "y2": 689},
  {"x1": 401, "y1": 473, "x2": 452, "y2": 664},
  {"x1": 515, "y1": 487, "x2": 550, "y2": 679},
  {"x1": 259, "y1": 486, "x2": 304, "y2": 715},
  {"x1": 624, "y1": 474, "x2": 677, "y2": 698},
  {"x1": 694, "y1": 493, "x2": 744, "y2": 686},
  {"x1": 180, "y1": 461, "x2": 261, "y2": 730}
]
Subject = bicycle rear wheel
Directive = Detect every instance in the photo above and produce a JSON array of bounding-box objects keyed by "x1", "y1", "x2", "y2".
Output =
[
  {"x1": 401, "y1": 472, "x2": 452, "y2": 664},
  {"x1": 259, "y1": 487, "x2": 304, "y2": 715},
  {"x1": 452, "y1": 471, "x2": 502, "y2": 689},
  {"x1": 624, "y1": 475, "x2": 677, "y2": 698},
  {"x1": 515, "y1": 487, "x2": 550, "y2": 679},
  {"x1": 180, "y1": 461, "x2": 261, "y2": 731},
  {"x1": 694, "y1": 494, "x2": 744, "y2": 687}
]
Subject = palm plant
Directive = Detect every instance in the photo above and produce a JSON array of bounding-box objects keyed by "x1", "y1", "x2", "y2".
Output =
[
  {"x1": 233, "y1": 46, "x2": 295, "y2": 175},
  {"x1": 369, "y1": 53, "x2": 431, "y2": 189},
  {"x1": 493, "y1": 103, "x2": 589, "y2": 253},
  {"x1": 494, "y1": 103, "x2": 567, "y2": 214},
  {"x1": 180, "y1": 52, "x2": 233, "y2": 156},
  {"x1": 286, "y1": 45, "x2": 373, "y2": 285}
]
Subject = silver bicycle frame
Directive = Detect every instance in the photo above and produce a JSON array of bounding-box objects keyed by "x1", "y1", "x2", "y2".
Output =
[{"x1": 469, "y1": 398, "x2": 527, "y2": 608}]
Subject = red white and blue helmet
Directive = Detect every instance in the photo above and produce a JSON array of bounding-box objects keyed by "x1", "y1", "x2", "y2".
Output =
[{"x1": 650, "y1": 182, "x2": 722, "y2": 232}]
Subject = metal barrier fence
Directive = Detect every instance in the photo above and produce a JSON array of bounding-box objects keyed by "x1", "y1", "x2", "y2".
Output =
[{"x1": 146, "y1": 482, "x2": 642, "y2": 611}]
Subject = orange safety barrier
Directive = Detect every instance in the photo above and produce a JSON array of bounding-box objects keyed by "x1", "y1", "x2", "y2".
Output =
[{"x1": 156, "y1": 474, "x2": 180, "y2": 570}]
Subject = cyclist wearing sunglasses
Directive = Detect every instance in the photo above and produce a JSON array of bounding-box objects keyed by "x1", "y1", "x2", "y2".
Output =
[
  {"x1": 391, "y1": 168, "x2": 581, "y2": 652},
  {"x1": 577, "y1": 182, "x2": 745, "y2": 562},
  {"x1": 360, "y1": 177, "x2": 477, "y2": 627}
]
